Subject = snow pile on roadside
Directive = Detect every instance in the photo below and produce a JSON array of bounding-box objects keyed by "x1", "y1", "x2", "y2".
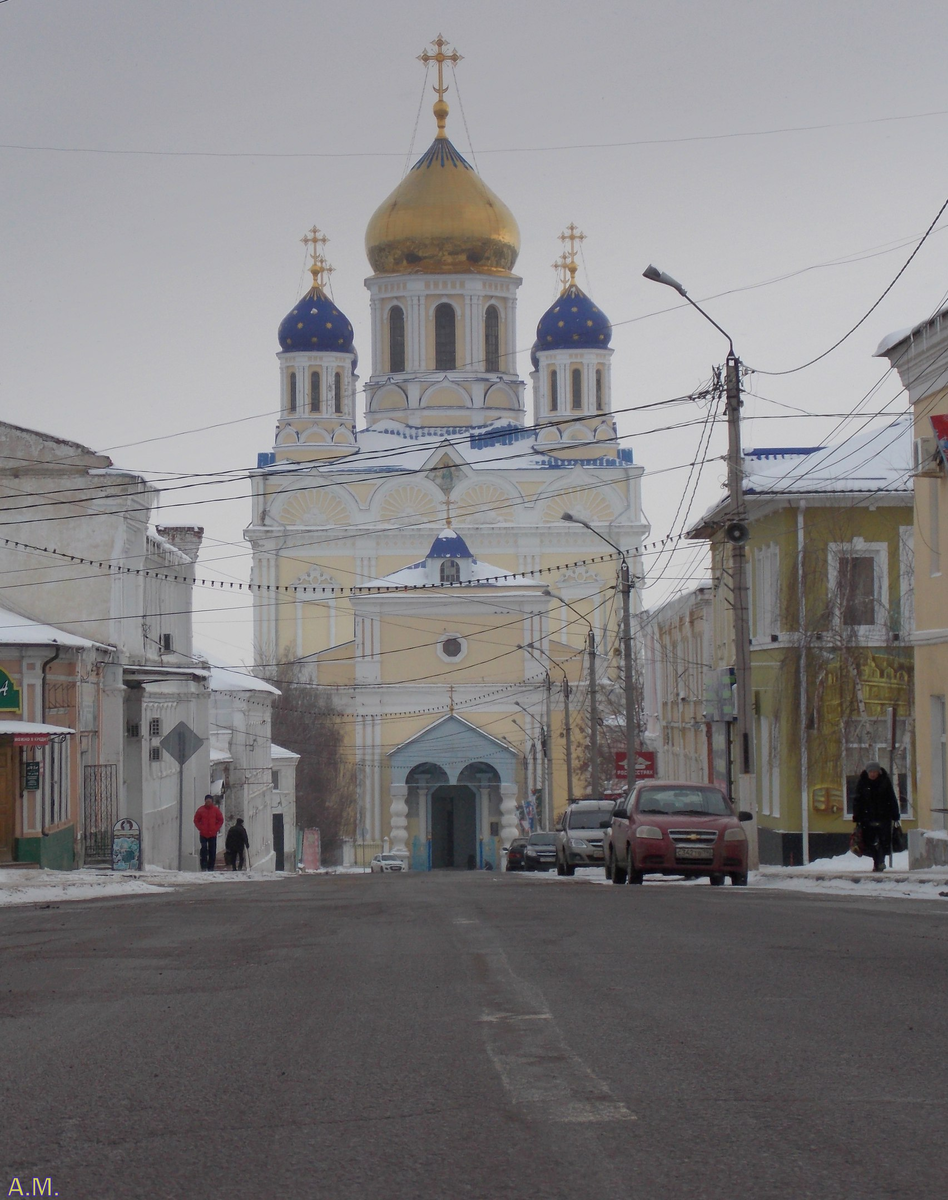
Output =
[
  {"x1": 795, "y1": 849, "x2": 909, "y2": 872},
  {"x1": 0, "y1": 865, "x2": 290, "y2": 907}
]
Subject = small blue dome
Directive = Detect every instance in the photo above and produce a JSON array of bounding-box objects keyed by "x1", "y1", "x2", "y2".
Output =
[
  {"x1": 278, "y1": 286, "x2": 355, "y2": 354},
  {"x1": 535, "y1": 284, "x2": 611, "y2": 354},
  {"x1": 530, "y1": 340, "x2": 540, "y2": 372},
  {"x1": 426, "y1": 526, "x2": 473, "y2": 560}
]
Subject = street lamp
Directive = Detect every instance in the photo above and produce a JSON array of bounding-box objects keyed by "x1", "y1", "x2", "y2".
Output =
[
  {"x1": 520, "y1": 641, "x2": 574, "y2": 804},
  {"x1": 542, "y1": 588, "x2": 599, "y2": 797},
  {"x1": 559, "y1": 513, "x2": 636, "y2": 794},
  {"x1": 643, "y1": 265, "x2": 756, "y2": 840}
]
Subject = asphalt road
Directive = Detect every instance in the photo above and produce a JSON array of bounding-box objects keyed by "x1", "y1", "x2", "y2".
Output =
[{"x1": 1, "y1": 872, "x2": 946, "y2": 1200}]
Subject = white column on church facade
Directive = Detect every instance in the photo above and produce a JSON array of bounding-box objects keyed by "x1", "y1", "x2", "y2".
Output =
[
  {"x1": 389, "y1": 783, "x2": 409, "y2": 862},
  {"x1": 500, "y1": 783, "x2": 519, "y2": 848}
]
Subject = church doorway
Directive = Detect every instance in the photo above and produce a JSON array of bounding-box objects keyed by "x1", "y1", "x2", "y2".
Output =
[{"x1": 429, "y1": 784, "x2": 477, "y2": 869}]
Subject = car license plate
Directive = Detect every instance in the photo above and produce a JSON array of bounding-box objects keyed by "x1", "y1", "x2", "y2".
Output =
[{"x1": 676, "y1": 846, "x2": 714, "y2": 861}]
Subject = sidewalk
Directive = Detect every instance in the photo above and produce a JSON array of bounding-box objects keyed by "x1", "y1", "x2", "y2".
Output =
[{"x1": 0, "y1": 865, "x2": 290, "y2": 907}]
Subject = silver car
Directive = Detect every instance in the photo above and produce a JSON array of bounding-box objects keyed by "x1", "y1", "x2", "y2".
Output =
[{"x1": 555, "y1": 800, "x2": 616, "y2": 875}]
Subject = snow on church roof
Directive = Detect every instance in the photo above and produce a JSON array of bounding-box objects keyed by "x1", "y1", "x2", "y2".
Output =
[
  {"x1": 357, "y1": 556, "x2": 541, "y2": 590},
  {"x1": 426, "y1": 526, "x2": 473, "y2": 559}
]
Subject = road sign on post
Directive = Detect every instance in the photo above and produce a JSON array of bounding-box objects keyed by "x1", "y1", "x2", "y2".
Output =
[
  {"x1": 160, "y1": 722, "x2": 205, "y2": 870},
  {"x1": 615, "y1": 750, "x2": 656, "y2": 783}
]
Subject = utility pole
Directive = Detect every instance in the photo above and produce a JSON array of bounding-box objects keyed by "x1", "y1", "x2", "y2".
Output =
[
  {"x1": 544, "y1": 671, "x2": 554, "y2": 827},
  {"x1": 620, "y1": 558, "x2": 636, "y2": 793},
  {"x1": 587, "y1": 628, "x2": 600, "y2": 797},
  {"x1": 562, "y1": 677, "x2": 574, "y2": 803}
]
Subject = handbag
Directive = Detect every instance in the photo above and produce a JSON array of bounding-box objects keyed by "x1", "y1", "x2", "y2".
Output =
[
  {"x1": 891, "y1": 822, "x2": 907, "y2": 854},
  {"x1": 849, "y1": 826, "x2": 865, "y2": 857}
]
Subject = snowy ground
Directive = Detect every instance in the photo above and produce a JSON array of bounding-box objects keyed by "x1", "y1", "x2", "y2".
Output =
[
  {"x1": 516, "y1": 849, "x2": 948, "y2": 902},
  {"x1": 0, "y1": 866, "x2": 290, "y2": 907}
]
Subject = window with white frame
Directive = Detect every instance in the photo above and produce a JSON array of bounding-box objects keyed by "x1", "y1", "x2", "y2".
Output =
[
  {"x1": 753, "y1": 543, "x2": 780, "y2": 640},
  {"x1": 828, "y1": 539, "x2": 888, "y2": 631}
]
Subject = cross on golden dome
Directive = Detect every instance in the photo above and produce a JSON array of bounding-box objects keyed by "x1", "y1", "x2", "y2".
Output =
[
  {"x1": 559, "y1": 223, "x2": 586, "y2": 288},
  {"x1": 418, "y1": 34, "x2": 462, "y2": 137},
  {"x1": 301, "y1": 226, "x2": 333, "y2": 291}
]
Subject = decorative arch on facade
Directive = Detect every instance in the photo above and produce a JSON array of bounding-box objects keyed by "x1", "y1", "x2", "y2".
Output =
[
  {"x1": 484, "y1": 383, "x2": 518, "y2": 410},
  {"x1": 536, "y1": 427, "x2": 561, "y2": 444},
  {"x1": 540, "y1": 485, "x2": 619, "y2": 525},
  {"x1": 276, "y1": 427, "x2": 301, "y2": 445},
  {"x1": 300, "y1": 427, "x2": 331, "y2": 444},
  {"x1": 376, "y1": 482, "x2": 440, "y2": 525},
  {"x1": 332, "y1": 426, "x2": 356, "y2": 444},
  {"x1": 372, "y1": 385, "x2": 409, "y2": 412},
  {"x1": 273, "y1": 487, "x2": 354, "y2": 528},
  {"x1": 453, "y1": 480, "x2": 518, "y2": 524},
  {"x1": 420, "y1": 382, "x2": 470, "y2": 409},
  {"x1": 565, "y1": 425, "x2": 593, "y2": 442}
]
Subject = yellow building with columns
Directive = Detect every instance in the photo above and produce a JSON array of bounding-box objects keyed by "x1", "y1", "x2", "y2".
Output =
[{"x1": 246, "y1": 39, "x2": 648, "y2": 866}]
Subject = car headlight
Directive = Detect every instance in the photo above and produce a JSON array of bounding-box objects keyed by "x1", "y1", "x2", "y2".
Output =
[
  {"x1": 635, "y1": 826, "x2": 663, "y2": 839},
  {"x1": 568, "y1": 838, "x2": 588, "y2": 848},
  {"x1": 724, "y1": 827, "x2": 746, "y2": 842}
]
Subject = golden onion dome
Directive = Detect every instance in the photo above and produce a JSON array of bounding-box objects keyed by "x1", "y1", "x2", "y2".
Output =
[{"x1": 365, "y1": 129, "x2": 520, "y2": 277}]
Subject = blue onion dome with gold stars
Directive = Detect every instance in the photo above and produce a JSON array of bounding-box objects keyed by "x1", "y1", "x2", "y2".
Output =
[
  {"x1": 278, "y1": 282, "x2": 355, "y2": 354},
  {"x1": 536, "y1": 282, "x2": 612, "y2": 353},
  {"x1": 530, "y1": 340, "x2": 541, "y2": 372}
]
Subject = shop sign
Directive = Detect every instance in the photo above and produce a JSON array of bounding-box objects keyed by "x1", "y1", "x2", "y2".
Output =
[
  {"x1": 22, "y1": 761, "x2": 41, "y2": 791},
  {"x1": 14, "y1": 733, "x2": 50, "y2": 747},
  {"x1": 615, "y1": 750, "x2": 657, "y2": 782},
  {"x1": 112, "y1": 818, "x2": 142, "y2": 871},
  {"x1": 0, "y1": 669, "x2": 22, "y2": 713}
]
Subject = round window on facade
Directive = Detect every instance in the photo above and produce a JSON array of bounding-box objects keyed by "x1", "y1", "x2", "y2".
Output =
[{"x1": 437, "y1": 634, "x2": 468, "y2": 663}]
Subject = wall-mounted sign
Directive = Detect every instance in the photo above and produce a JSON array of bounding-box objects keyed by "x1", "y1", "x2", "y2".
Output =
[
  {"x1": 0, "y1": 669, "x2": 22, "y2": 713},
  {"x1": 112, "y1": 817, "x2": 142, "y2": 871},
  {"x1": 14, "y1": 732, "x2": 50, "y2": 747},
  {"x1": 615, "y1": 750, "x2": 657, "y2": 782},
  {"x1": 22, "y1": 761, "x2": 41, "y2": 791}
]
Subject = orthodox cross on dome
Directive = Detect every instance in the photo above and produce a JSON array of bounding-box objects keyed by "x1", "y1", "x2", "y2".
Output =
[
  {"x1": 301, "y1": 226, "x2": 333, "y2": 290},
  {"x1": 552, "y1": 251, "x2": 571, "y2": 293},
  {"x1": 559, "y1": 223, "x2": 586, "y2": 289},
  {"x1": 418, "y1": 34, "x2": 462, "y2": 137}
]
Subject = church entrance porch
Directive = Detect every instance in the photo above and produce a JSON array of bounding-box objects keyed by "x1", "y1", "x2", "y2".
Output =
[{"x1": 429, "y1": 784, "x2": 477, "y2": 869}]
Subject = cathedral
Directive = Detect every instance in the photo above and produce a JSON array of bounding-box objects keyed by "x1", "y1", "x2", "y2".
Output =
[{"x1": 246, "y1": 38, "x2": 648, "y2": 868}]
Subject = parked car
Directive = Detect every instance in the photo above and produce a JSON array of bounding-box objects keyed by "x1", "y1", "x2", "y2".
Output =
[
  {"x1": 505, "y1": 837, "x2": 528, "y2": 871},
  {"x1": 554, "y1": 799, "x2": 616, "y2": 875},
  {"x1": 603, "y1": 782, "x2": 752, "y2": 885},
  {"x1": 370, "y1": 853, "x2": 406, "y2": 873},
  {"x1": 523, "y1": 832, "x2": 557, "y2": 872}
]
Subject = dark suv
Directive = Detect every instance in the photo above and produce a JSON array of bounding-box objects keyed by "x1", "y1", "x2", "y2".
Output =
[{"x1": 554, "y1": 800, "x2": 616, "y2": 875}]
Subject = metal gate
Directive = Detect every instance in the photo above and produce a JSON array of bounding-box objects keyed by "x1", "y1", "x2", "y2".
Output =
[{"x1": 83, "y1": 764, "x2": 118, "y2": 862}]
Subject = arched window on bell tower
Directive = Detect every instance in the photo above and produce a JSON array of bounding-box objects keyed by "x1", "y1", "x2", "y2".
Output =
[
  {"x1": 550, "y1": 370, "x2": 558, "y2": 412},
  {"x1": 571, "y1": 368, "x2": 582, "y2": 410},
  {"x1": 334, "y1": 371, "x2": 343, "y2": 414},
  {"x1": 288, "y1": 370, "x2": 297, "y2": 414},
  {"x1": 435, "y1": 303, "x2": 456, "y2": 370},
  {"x1": 310, "y1": 370, "x2": 321, "y2": 413},
  {"x1": 440, "y1": 559, "x2": 461, "y2": 584},
  {"x1": 595, "y1": 368, "x2": 603, "y2": 411},
  {"x1": 389, "y1": 305, "x2": 405, "y2": 373},
  {"x1": 484, "y1": 305, "x2": 500, "y2": 372}
]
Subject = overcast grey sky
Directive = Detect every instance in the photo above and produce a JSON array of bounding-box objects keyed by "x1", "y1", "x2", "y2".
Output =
[{"x1": 2, "y1": 0, "x2": 947, "y2": 664}]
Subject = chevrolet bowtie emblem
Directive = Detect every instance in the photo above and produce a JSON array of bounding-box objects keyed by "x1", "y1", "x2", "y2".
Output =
[{"x1": 688, "y1": 833, "x2": 700, "y2": 840}]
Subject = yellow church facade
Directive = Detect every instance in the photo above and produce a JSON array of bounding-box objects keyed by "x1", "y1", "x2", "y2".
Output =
[{"x1": 246, "y1": 39, "x2": 648, "y2": 867}]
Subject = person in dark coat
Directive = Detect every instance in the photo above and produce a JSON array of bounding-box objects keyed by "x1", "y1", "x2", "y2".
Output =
[
  {"x1": 852, "y1": 761, "x2": 900, "y2": 872},
  {"x1": 224, "y1": 817, "x2": 250, "y2": 871}
]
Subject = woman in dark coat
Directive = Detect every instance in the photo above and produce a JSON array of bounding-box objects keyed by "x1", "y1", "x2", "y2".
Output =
[{"x1": 852, "y1": 761, "x2": 900, "y2": 872}]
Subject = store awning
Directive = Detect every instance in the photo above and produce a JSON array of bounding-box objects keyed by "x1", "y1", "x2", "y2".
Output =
[{"x1": 0, "y1": 720, "x2": 76, "y2": 746}]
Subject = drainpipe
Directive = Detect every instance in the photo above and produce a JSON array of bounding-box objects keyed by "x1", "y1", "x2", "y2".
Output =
[
  {"x1": 40, "y1": 644, "x2": 61, "y2": 838},
  {"x1": 797, "y1": 503, "x2": 809, "y2": 865}
]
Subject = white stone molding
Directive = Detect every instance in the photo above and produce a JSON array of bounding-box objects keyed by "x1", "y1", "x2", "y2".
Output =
[
  {"x1": 389, "y1": 784, "x2": 409, "y2": 861},
  {"x1": 500, "y1": 783, "x2": 519, "y2": 847}
]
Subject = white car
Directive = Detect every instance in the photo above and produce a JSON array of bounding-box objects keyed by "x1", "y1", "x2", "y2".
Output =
[{"x1": 370, "y1": 854, "x2": 406, "y2": 873}]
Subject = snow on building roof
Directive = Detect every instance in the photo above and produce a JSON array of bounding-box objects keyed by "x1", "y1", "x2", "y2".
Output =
[
  {"x1": 0, "y1": 605, "x2": 110, "y2": 650},
  {"x1": 271, "y1": 743, "x2": 300, "y2": 761},
  {"x1": 875, "y1": 304, "x2": 948, "y2": 358},
  {"x1": 357, "y1": 557, "x2": 542, "y2": 590},
  {"x1": 208, "y1": 664, "x2": 280, "y2": 695},
  {"x1": 209, "y1": 747, "x2": 233, "y2": 764}
]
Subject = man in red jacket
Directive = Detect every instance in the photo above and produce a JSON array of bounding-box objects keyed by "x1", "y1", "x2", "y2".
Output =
[{"x1": 193, "y1": 794, "x2": 224, "y2": 871}]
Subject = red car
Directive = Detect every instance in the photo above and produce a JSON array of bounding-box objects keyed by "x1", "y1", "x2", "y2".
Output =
[{"x1": 603, "y1": 781, "x2": 752, "y2": 886}]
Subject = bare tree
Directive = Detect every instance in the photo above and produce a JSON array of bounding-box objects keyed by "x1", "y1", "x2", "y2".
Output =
[{"x1": 266, "y1": 662, "x2": 356, "y2": 861}]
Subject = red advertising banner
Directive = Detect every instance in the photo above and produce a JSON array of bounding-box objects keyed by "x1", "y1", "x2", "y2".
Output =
[
  {"x1": 301, "y1": 828, "x2": 321, "y2": 872},
  {"x1": 13, "y1": 733, "x2": 51, "y2": 747},
  {"x1": 614, "y1": 750, "x2": 656, "y2": 783}
]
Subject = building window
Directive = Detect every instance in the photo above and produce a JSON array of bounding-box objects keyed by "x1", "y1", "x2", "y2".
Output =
[
  {"x1": 931, "y1": 479, "x2": 941, "y2": 576},
  {"x1": 595, "y1": 368, "x2": 603, "y2": 411},
  {"x1": 440, "y1": 559, "x2": 461, "y2": 584},
  {"x1": 571, "y1": 368, "x2": 582, "y2": 410},
  {"x1": 435, "y1": 303, "x2": 456, "y2": 371},
  {"x1": 829, "y1": 540, "x2": 887, "y2": 629},
  {"x1": 441, "y1": 636, "x2": 463, "y2": 657},
  {"x1": 271, "y1": 769, "x2": 281, "y2": 791},
  {"x1": 933, "y1": 695, "x2": 947, "y2": 823},
  {"x1": 484, "y1": 305, "x2": 500, "y2": 372},
  {"x1": 310, "y1": 370, "x2": 321, "y2": 413},
  {"x1": 437, "y1": 633, "x2": 468, "y2": 662},
  {"x1": 334, "y1": 371, "x2": 343, "y2": 414},
  {"x1": 753, "y1": 543, "x2": 780, "y2": 640},
  {"x1": 149, "y1": 718, "x2": 161, "y2": 738},
  {"x1": 389, "y1": 305, "x2": 406, "y2": 373},
  {"x1": 550, "y1": 370, "x2": 558, "y2": 412},
  {"x1": 149, "y1": 746, "x2": 162, "y2": 762},
  {"x1": 288, "y1": 370, "x2": 297, "y2": 413}
]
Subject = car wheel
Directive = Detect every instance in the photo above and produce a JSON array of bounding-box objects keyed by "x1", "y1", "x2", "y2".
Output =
[
  {"x1": 626, "y1": 847, "x2": 643, "y2": 885},
  {"x1": 709, "y1": 873, "x2": 726, "y2": 887},
  {"x1": 730, "y1": 872, "x2": 749, "y2": 886},
  {"x1": 611, "y1": 850, "x2": 627, "y2": 885}
]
